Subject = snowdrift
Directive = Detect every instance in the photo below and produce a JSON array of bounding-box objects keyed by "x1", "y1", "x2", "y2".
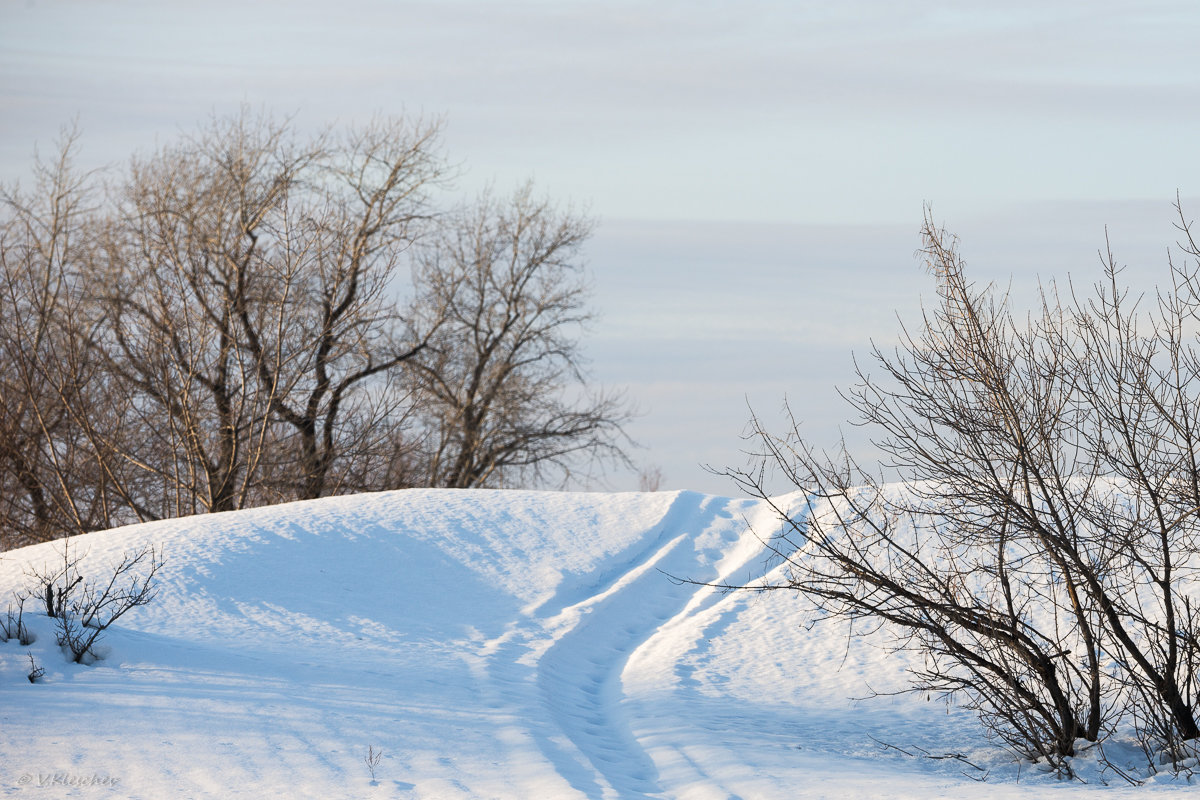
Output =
[{"x1": 0, "y1": 489, "x2": 1160, "y2": 798}]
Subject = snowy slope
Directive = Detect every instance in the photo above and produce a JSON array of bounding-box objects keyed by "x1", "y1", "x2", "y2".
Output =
[{"x1": 0, "y1": 489, "x2": 1170, "y2": 798}]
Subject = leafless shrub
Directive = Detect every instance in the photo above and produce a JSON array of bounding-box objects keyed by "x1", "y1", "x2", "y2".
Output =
[
  {"x1": 364, "y1": 745, "x2": 383, "y2": 783},
  {"x1": 26, "y1": 652, "x2": 45, "y2": 683},
  {"x1": 638, "y1": 465, "x2": 665, "y2": 492},
  {"x1": 1, "y1": 597, "x2": 34, "y2": 645},
  {"x1": 27, "y1": 541, "x2": 163, "y2": 663},
  {"x1": 25, "y1": 652, "x2": 44, "y2": 686},
  {"x1": 730, "y1": 206, "x2": 1200, "y2": 763}
]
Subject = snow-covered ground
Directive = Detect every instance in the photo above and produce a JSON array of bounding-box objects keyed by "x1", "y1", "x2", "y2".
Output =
[{"x1": 0, "y1": 489, "x2": 1185, "y2": 798}]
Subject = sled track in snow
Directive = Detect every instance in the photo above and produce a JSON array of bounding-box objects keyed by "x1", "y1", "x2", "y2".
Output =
[{"x1": 480, "y1": 492, "x2": 777, "y2": 800}]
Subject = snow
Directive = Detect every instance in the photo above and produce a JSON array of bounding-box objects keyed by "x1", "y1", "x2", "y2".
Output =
[{"x1": 0, "y1": 488, "x2": 1186, "y2": 797}]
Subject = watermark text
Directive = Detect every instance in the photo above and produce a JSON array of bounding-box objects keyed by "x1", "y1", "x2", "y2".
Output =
[{"x1": 16, "y1": 773, "x2": 121, "y2": 789}]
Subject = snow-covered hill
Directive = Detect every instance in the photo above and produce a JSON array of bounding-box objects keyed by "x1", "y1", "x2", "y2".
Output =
[{"x1": 0, "y1": 490, "x2": 1164, "y2": 797}]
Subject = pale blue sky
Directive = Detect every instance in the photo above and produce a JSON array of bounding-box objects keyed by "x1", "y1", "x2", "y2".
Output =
[{"x1": 3, "y1": 1, "x2": 1198, "y2": 492}]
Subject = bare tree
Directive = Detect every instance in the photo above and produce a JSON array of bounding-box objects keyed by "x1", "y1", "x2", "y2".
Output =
[
  {"x1": 404, "y1": 185, "x2": 632, "y2": 488},
  {"x1": 231, "y1": 117, "x2": 447, "y2": 500},
  {"x1": 92, "y1": 112, "x2": 311, "y2": 517},
  {"x1": 93, "y1": 111, "x2": 447, "y2": 512},
  {"x1": 730, "y1": 209, "x2": 1200, "y2": 765},
  {"x1": 0, "y1": 127, "x2": 121, "y2": 545}
]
